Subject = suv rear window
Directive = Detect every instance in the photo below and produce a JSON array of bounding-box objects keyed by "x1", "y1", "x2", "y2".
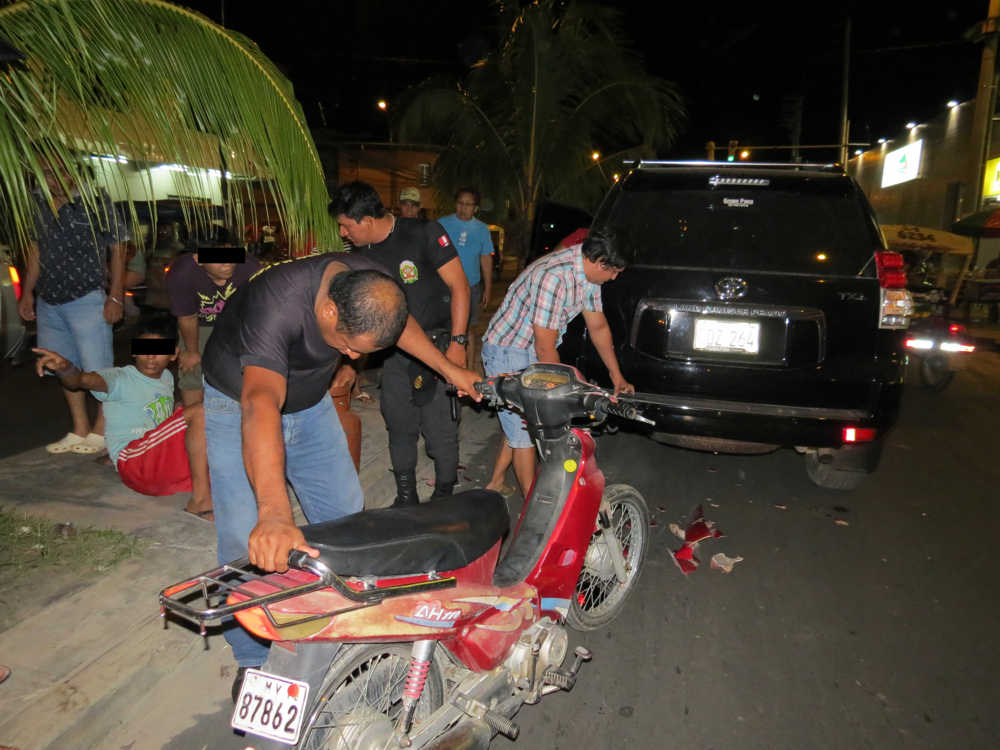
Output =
[{"x1": 594, "y1": 171, "x2": 882, "y2": 275}]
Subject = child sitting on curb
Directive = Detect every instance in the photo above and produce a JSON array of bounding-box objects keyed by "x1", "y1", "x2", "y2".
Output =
[{"x1": 33, "y1": 316, "x2": 214, "y2": 521}]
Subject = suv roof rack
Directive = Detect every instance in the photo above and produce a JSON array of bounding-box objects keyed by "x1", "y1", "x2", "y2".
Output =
[{"x1": 622, "y1": 160, "x2": 843, "y2": 173}]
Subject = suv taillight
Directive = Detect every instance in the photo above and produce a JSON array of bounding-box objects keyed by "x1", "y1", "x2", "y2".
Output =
[
  {"x1": 875, "y1": 250, "x2": 907, "y2": 288},
  {"x1": 875, "y1": 251, "x2": 912, "y2": 330},
  {"x1": 8, "y1": 266, "x2": 21, "y2": 300}
]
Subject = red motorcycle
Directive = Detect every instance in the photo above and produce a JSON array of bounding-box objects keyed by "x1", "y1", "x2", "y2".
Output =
[{"x1": 160, "y1": 363, "x2": 653, "y2": 749}]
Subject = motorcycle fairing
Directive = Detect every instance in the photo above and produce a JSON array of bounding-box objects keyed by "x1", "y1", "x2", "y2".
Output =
[{"x1": 494, "y1": 428, "x2": 605, "y2": 620}]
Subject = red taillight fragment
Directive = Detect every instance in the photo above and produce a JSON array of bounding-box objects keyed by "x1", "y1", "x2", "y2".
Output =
[
  {"x1": 875, "y1": 250, "x2": 907, "y2": 288},
  {"x1": 948, "y1": 323, "x2": 965, "y2": 334},
  {"x1": 8, "y1": 266, "x2": 21, "y2": 300},
  {"x1": 843, "y1": 427, "x2": 877, "y2": 443}
]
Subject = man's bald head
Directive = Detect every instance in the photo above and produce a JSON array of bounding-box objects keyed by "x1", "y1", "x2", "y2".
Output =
[{"x1": 327, "y1": 269, "x2": 408, "y2": 349}]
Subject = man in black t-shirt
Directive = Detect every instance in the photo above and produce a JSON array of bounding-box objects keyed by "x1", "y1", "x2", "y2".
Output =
[
  {"x1": 331, "y1": 181, "x2": 471, "y2": 506},
  {"x1": 201, "y1": 253, "x2": 479, "y2": 690}
]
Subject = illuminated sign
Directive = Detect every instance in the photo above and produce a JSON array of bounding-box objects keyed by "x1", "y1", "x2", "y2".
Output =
[
  {"x1": 881, "y1": 140, "x2": 923, "y2": 187},
  {"x1": 984, "y1": 156, "x2": 1000, "y2": 198}
]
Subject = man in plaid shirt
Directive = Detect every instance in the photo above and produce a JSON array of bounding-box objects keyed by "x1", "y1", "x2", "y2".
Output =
[{"x1": 481, "y1": 229, "x2": 633, "y2": 496}]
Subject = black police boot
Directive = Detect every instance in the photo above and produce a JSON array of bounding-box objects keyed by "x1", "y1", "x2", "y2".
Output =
[
  {"x1": 429, "y1": 479, "x2": 455, "y2": 501},
  {"x1": 391, "y1": 470, "x2": 420, "y2": 506}
]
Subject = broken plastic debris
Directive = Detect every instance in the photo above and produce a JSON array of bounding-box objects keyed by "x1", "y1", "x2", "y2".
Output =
[
  {"x1": 672, "y1": 544, "x2": 699, "y2": 574},
  {"x1": 671, "y1": 505, "x2": 724, "y2": 575},
  {"x1": 710, "y1": 552, "x2": 744, "y2": 573}
]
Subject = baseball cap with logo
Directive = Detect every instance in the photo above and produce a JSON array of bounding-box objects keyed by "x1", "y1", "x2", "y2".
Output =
[{"x1": 399, "y1": 187, "x2": 421, "y2": 204}]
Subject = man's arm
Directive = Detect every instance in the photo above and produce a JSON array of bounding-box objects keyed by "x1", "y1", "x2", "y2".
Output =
[
  {"x1": 437, "y1": 256, "x2": 471, "y2": 368},
  {"x1": 177, "y1": 314, "x2": 201, "y2": 373},
  {"x1": 480, "y1": 253, "x2": 493, "y2": 310},
  {"x1": 396, "y1": 316, "x2": 481, "y2": 398},
  {"x1": 17, "y1": 246, "x2": 39, "y2": 321},
  {"x1": 33, "y1": 348, "x2": 108, "y2": 392},
  {"x1": 241, "y1": 365, "x2": 318, "y2": 571},
  {"x1": 104, "y1": 241, "x2": 126, "y2": 324},
  {"x1": 582, "y1": 310, "x2": 634, "y2": 395},
  {"x1": 531, "y1": 326, "x2": 561, "y2": 364}
]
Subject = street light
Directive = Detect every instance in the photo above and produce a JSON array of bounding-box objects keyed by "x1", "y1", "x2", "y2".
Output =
[
  {"x1": 377, "y1": 99, "x2": 388, "y2": 111},
  {"x1": 591, "y1": 151, "x2": 600, "y2": 161}
]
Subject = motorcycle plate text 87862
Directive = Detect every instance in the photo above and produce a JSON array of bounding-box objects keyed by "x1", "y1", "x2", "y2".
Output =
[{"x1": 231, "y1": 668, "x2": 311, "y2": 745}]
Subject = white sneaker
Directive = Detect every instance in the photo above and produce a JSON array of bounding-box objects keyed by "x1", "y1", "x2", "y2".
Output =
[
  {"x1": 70, "y1": 433, "x2": 106, "y2": 454},
  {"x1": 46, "y1": 433, "x2": 86, "y2": 454}
]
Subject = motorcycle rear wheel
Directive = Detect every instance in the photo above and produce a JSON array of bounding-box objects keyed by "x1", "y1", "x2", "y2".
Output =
[
  {"x1": 299, "y1": 643, "x2": 444, "y2": 750},
  {"x1": 919, "y1": 355, "x2": 955, "y2": 392},
  {"x1": 567, "y1": 484, "x2": 649, "y2": 631}
]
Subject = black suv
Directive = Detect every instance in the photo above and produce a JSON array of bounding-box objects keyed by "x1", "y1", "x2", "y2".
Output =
[{"x1": 562, "y1": 161, "x2": 912, "y2": 490}]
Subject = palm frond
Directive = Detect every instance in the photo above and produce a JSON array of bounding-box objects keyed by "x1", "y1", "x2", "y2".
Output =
[{"x1": 0, "y1": 0, "x2": 339, "y2": 255}]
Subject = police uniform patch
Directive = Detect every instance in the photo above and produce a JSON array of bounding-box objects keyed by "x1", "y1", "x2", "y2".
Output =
[{"x1": 399, "y1": 260, "x2": 419, "y2": 284}]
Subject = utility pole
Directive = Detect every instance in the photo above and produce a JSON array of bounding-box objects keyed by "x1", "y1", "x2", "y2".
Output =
[
  {"x1": 965, "y1": 0, "x2": 1000, "y2": 219},
  {"x1": 839, "y1": 16, "x2": 851, "y2": 167}
]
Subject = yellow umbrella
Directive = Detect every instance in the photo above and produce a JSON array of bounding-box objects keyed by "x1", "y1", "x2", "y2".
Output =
[
  {"x1": 880, "y1": 225, "x2": 974, "y2": 255},
  {"x1": 880, "y1": 225, "x2": 974, "y2": 306}
]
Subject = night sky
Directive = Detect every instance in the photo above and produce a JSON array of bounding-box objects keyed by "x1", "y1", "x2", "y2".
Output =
[{"x1": 185, "y1": 1, "x2": 987, "y2": 162}]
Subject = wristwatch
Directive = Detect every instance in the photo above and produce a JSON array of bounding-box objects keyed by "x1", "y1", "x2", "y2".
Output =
[{"x1": 450, "y1": 334, "x2": 469, "y2": 346}]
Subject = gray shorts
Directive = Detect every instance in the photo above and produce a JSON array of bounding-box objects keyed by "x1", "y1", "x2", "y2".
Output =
[{"x1": 178, "y1": 325, "x2": 214, "y2": 391}]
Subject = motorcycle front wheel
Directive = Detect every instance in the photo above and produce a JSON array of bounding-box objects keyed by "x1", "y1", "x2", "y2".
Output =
[
  {"x1": 298, "y1": 643, "x2": 444, "y2": 749},
  {"x1": 567, "y1": 484, "x2": 650, "y2": 631}
]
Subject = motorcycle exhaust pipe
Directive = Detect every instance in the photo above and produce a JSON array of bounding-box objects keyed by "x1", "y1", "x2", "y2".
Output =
[{"x1": 423, "y1": 719, "x2": 493, "y2": 750}]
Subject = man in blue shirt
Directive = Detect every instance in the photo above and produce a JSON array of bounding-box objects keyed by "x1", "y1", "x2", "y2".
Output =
[{"x1": 437, "y1": 187, "x2": 494, "y2": 371}]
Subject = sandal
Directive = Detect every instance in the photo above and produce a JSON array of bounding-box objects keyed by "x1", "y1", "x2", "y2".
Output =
[
  {"x1": 46, "y1": 433, "x2": 86, "y2": 454},
  {"x1": 70, "y1": 433, "x2": 105, "y2": 455},
  {"x1": 184, "y1": 507, "x2": 215, "y2": 522}
]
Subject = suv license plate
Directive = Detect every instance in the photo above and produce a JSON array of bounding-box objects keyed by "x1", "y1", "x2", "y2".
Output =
[
  {"x1": 231, "y1": 668, "x2": 310, "y2": 745},
  {"x1": 693, "y1": 318, "x2": 760, "y2": 354}
]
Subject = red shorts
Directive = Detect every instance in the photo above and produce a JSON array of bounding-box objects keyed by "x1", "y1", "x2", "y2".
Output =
[{"x1": 116, "y1": 406, "x2": 192, "y2": 496}]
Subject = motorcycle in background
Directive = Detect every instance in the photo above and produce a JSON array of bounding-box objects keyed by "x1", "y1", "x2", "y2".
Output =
[
  {"x1": 905, "y1": 315, "x2": 976, "y2": 391},
  {"x1": 160, "y1": 363, "x2": 654, "y2": 749}
]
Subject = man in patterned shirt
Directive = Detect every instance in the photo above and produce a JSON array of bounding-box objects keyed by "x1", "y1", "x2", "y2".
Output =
[
  {"x1": 481, "y1": 228, "x2": 633, "y2": 496},
  {"x1": 17, "y1": 161, "x2": 129, "y2": 455}
]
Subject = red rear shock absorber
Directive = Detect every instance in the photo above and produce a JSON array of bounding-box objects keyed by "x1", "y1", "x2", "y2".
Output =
[{"x1": 395, "y1": 640, "x2": 437, "y2": 740}]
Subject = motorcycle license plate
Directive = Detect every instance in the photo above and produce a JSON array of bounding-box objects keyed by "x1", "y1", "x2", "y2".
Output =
[
  {"x1": 231, "y1": 669, "x2": 310, "y2": 745},
  {"x1": 693, "y1": 318, "x2": 760, "y2": 354}
]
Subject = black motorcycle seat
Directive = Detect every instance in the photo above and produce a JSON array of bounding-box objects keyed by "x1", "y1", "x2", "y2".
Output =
[{"x1": 300, "y1": 490, "x2": 509, "y2": 577}]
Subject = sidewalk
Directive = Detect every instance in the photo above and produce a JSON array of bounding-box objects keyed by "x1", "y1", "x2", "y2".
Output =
[{"x1": 0, "y1": 382, "x2": 506, "y2": 750}]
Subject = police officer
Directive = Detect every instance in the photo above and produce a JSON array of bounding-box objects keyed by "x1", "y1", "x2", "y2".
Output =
[{"x1": 331, "y1": 181, "x2": 471, "y2": 505}]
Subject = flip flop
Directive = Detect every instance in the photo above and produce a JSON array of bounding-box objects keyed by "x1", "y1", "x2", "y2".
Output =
[
  {"x1": 0, "y1": 665, "x2": 10, "y2": 685},
  {"x1": 184, "y1": 508, "x2": 215, "y2": 522}
]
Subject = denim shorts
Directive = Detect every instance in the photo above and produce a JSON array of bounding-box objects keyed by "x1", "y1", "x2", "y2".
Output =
[
  {"x1": 481, "y1": 342, "x2": 538, "y2": 449},
  {"x1": 36, "y1": 289, "x2": 113, "y2": 371}
]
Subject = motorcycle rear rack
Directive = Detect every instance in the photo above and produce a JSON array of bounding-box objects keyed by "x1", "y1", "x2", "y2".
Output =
[{"x1": 159, "y1": 554, "x2": 456, "y2": 638}]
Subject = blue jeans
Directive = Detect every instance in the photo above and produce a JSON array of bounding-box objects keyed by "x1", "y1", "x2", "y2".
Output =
[
  {"x1": 203, "y1": 381, "x2": 364, "y2": 667},
  {"x1": 481, "y1": 342, "x2": 538, "y2": 449},
  {"x1": 36, "y1": 289, "x2": 113, "y2": 370}
]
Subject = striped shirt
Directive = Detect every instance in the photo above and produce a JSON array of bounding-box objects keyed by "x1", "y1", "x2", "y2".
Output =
[{"x1": 484, "y1": 244, "x2": 602, "y2": 350}]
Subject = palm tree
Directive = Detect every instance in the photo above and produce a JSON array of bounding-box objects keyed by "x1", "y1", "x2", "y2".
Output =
[
  {"x1": 0, "y1": 0, "x2": 338, "y2": 255},
  {"x1": 396, "y1": 0, "x2": 684, "y2": 258}
]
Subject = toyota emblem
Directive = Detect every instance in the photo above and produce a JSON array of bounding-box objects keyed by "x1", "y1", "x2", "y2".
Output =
[{"x1": 714, "y1": 277, "x2": 748, "y2": 300}]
